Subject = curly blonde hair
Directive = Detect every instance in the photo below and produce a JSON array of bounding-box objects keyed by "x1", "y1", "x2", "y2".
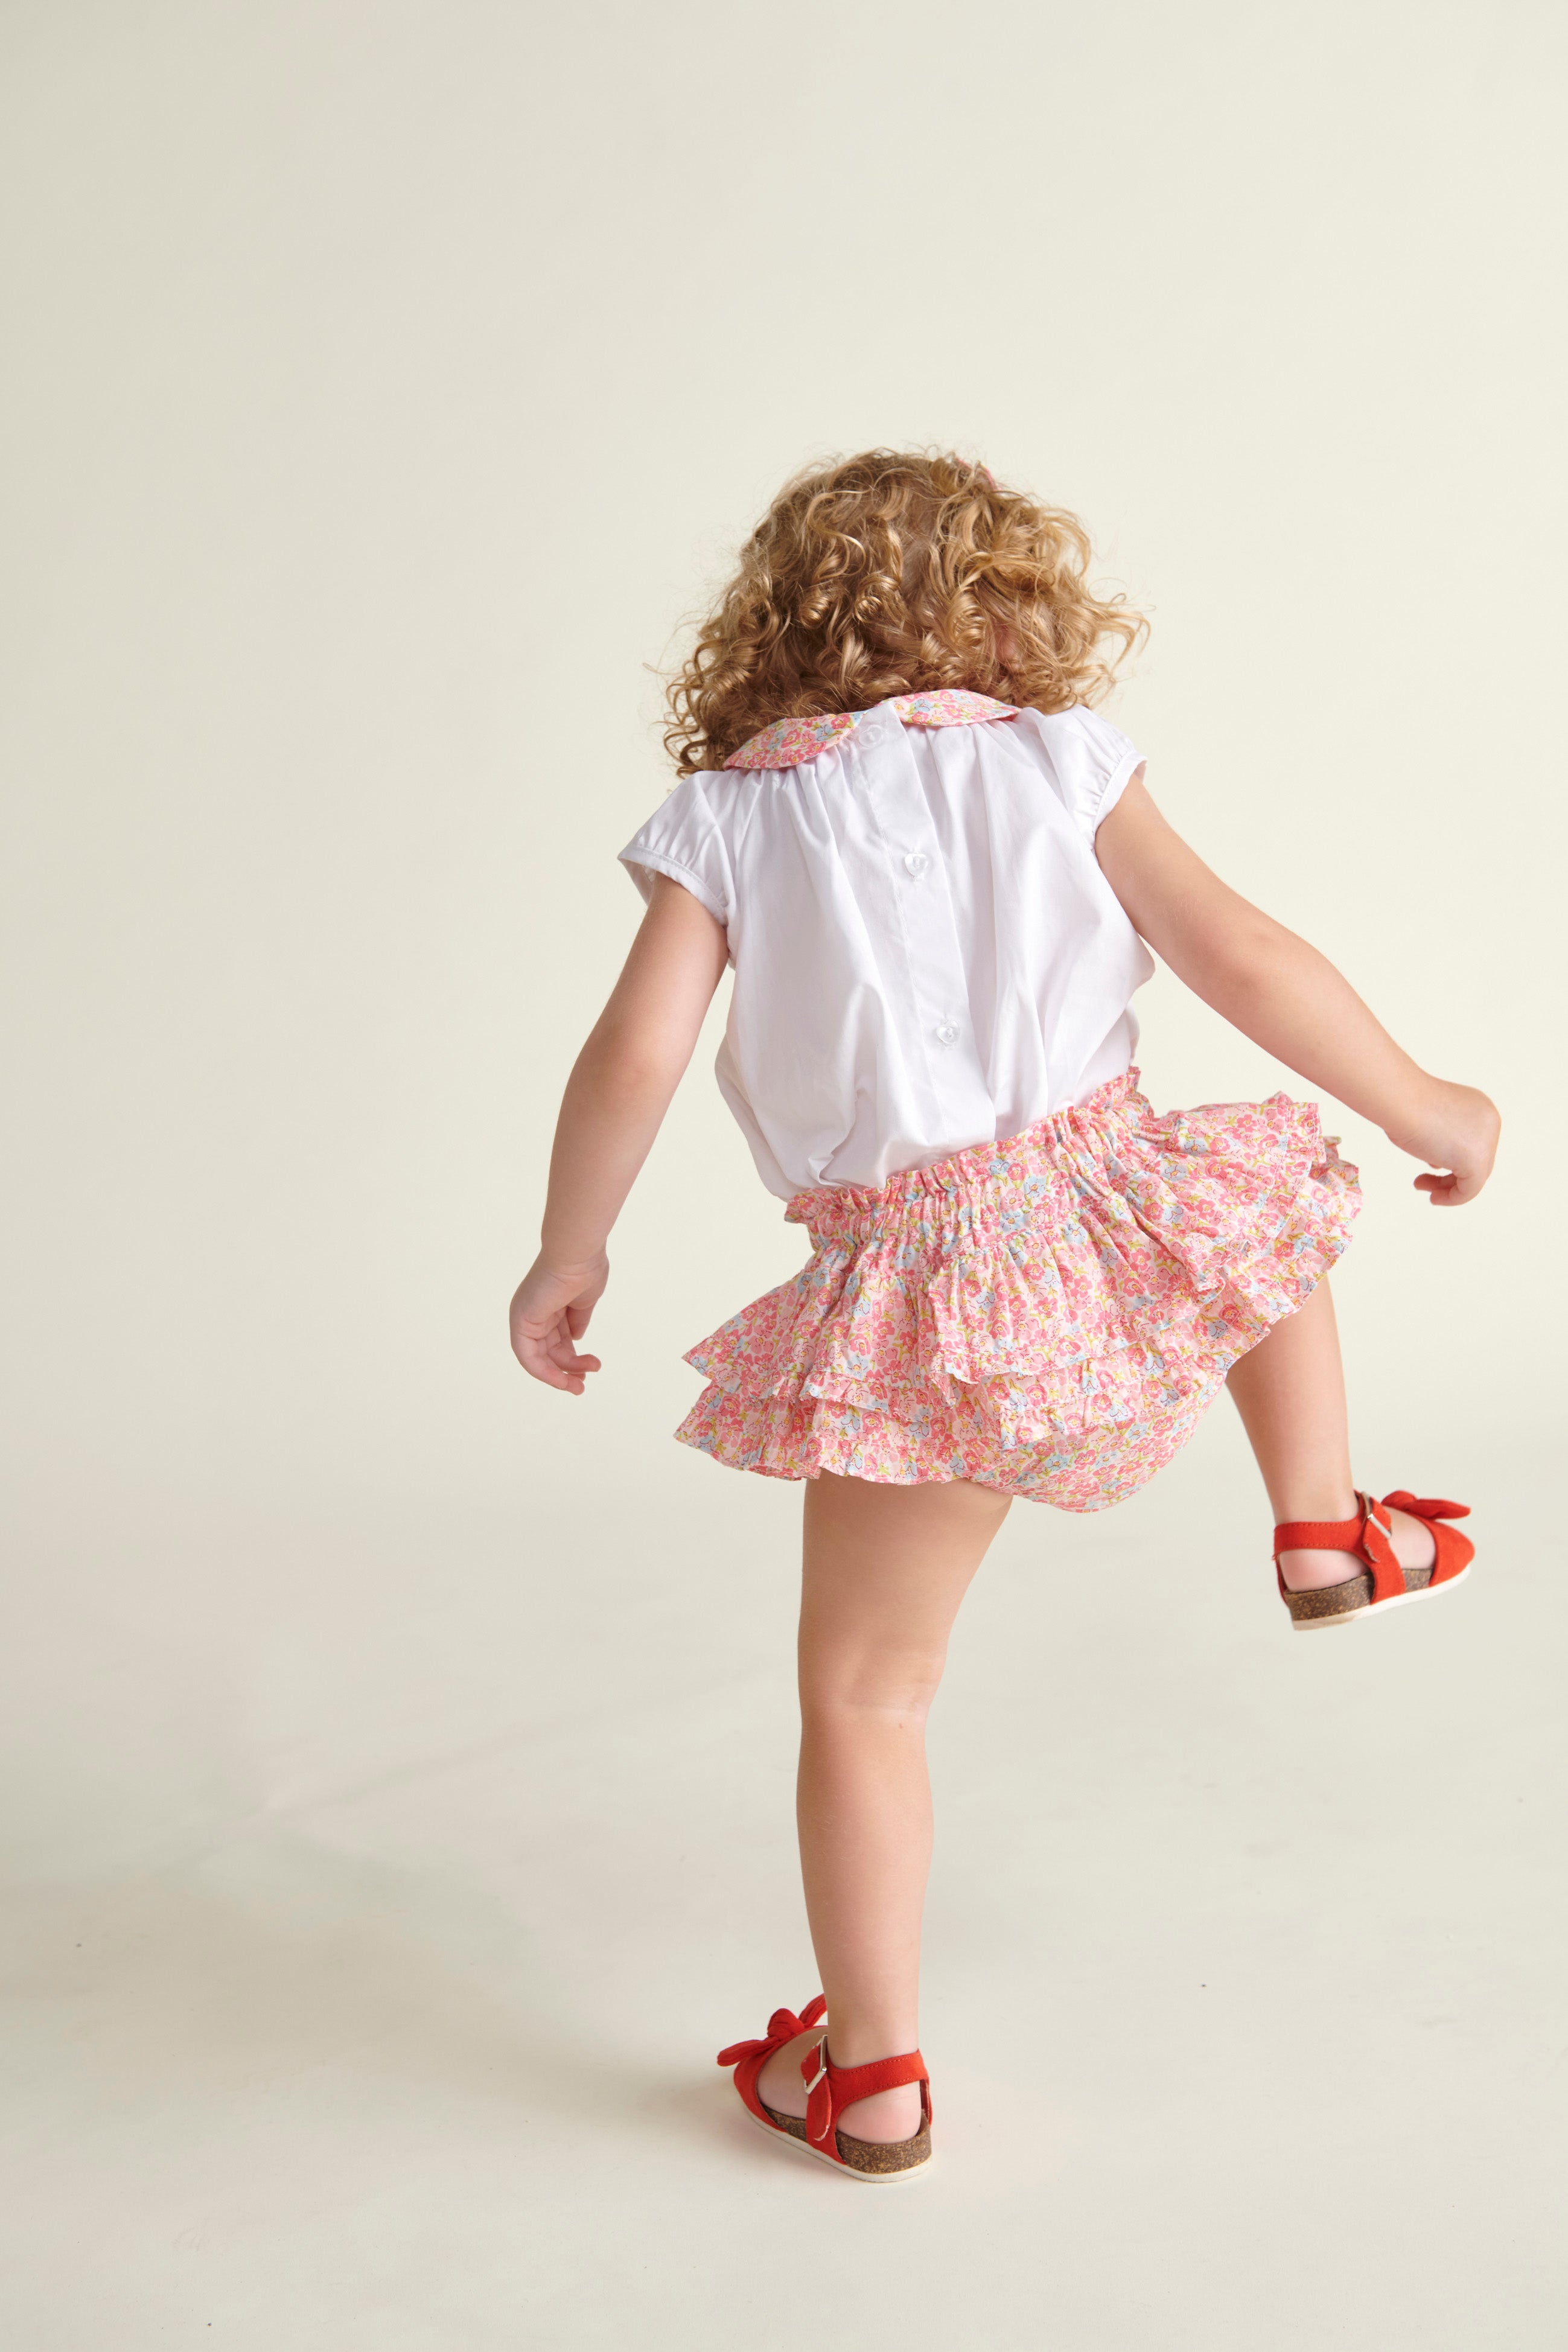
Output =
[{"x1": 664, "y1": 449, "x2": 1145, "y2": 776}]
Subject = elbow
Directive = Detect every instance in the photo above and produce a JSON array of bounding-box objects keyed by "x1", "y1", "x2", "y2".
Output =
[
  {"x1": 1175, "y1": 912, "x2": 1302, "y2": 1008},
  {"x1": 1205, "y1": 911, "x2": 1297, "y2": 986},
  {"x1": 576, "y1": 1023, "x2": 686, "y2": 1106},
  {"x1": 1225, "y1": 913, "x2": 1287, "y2": 972}
]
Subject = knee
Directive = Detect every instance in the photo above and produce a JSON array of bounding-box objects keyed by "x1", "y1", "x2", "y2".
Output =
[{"x1": 799, "y1": 1646, "x2": 948, "y2": 1729}]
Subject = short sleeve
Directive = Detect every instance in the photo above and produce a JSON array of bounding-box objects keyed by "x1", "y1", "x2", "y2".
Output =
[
  {"x1": 1025, "y1": 706, "x2": 1146, "y2": 839},
  {"x1": 618, "y1": 774, "x2": 733, "y2": 925}
]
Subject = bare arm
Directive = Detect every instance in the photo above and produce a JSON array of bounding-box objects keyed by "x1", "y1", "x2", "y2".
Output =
[
  {"x1": 1094, "y1": 777, "x2": 1499, "y2": 1203},
  {"x1": 510, "y1": 875, "x2": 730, "y2": 1391}
]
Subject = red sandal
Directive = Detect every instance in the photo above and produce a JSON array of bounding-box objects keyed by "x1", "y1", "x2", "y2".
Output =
[
  {"x1": 716, "y1": 1998, "x2": 933, "y2": 2183},
  {"x1": 1274, "y1": 1488, "x2": 1474, "y2": 1632}
]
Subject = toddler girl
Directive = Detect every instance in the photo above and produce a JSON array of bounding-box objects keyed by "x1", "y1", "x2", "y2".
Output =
[{"x1": 509, "y1": 451, "x2": 1497, "y2": 2183}]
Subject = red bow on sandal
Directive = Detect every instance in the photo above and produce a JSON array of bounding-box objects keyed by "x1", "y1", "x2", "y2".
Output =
[
  {"x1": 1274, "y1": 1489, "x2": 1474, "y2": 1632},
  {"x1": 716, "y1": 1998, "x2": 933, "y2": 2183}
]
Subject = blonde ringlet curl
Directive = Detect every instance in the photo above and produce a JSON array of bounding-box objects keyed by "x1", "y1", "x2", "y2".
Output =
[{"x1": 663, "y1": 449, "x2": 1146, "y2": 777}]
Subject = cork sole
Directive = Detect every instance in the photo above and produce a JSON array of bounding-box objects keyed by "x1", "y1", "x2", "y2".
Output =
[
  {"x1": 1289, "y1": 1558, "x2": 1471, "y2": 1633},
  {"x1": 746, "y1": 2104, "x2": 932, "y2": 2184}
]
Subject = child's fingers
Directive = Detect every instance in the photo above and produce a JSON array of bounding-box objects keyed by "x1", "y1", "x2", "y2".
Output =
[
  {"x1": 1413, "y1": 1169, "x2": 1482, "y2": 1206},
  {"x1": 544, "y1": 1314, "x2": 601, "y2": 1375},
  {"x1": 521, "y1": 1352, "x2": 598, "y2": 1391},
  {"x1": 512, "y1": 1317, "x2": 603, "y2": 1389},
  {"x1": 514, "y1": 1332, "x2": 567, "y2": 1386}
]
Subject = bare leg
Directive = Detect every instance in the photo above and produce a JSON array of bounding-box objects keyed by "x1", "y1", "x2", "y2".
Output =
[
  {"x1": 1226, "y1": 1277, "x2": 1432, "y2": 1589},
  {"x1": 756, "y1": 1471, "x2": 1011, "y2": 2142}
]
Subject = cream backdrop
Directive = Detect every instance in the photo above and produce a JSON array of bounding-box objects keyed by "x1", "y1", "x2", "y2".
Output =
[{"x1": 2, "y1": 5, "x2": 1564, "y2": 2347}]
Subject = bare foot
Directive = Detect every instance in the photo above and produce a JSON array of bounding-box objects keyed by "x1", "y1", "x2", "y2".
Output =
[
  {"x1": 756, "y1": 2027, "x2": 923, "y2": 2144},
  {"x1": 1277, "y1": 1505, "x2": 1436, "y2": 1593}
]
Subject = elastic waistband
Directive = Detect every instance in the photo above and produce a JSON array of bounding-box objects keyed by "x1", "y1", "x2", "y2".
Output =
[{"x1": 785, "y1": 1068, "x2": 1143, "y2": 1234}]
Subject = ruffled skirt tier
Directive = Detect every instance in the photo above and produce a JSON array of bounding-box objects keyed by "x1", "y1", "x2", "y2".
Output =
[{"x1": 676, "y1": 1070, "x2": 1360, "y2": 1512}]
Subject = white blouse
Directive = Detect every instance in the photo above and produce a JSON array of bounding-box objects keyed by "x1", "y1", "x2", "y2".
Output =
[{"x1": 619, "y1": 692, "x2": 1154, "y2": 1200}]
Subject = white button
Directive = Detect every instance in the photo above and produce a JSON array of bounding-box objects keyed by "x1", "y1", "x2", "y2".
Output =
[
  {"x1": 904, "y1": 852, "x2": 929, "y2": 878},
  {"x1": 935, "y1": 1020, "x2": 958, "y2": 1046}
]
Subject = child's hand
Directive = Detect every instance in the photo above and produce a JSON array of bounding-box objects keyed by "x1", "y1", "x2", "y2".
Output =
[
  {"x1": 509, "y1": 1254, "x2": 608, "y2": 1392},
  {"x1": 1386, "y1": 1081, "x2": 1501, "y2": 1206}
]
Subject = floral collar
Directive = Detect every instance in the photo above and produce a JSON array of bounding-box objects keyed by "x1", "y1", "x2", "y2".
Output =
[{"x1": 723, "y1": 690, "x2": 1019, "y2": 773}]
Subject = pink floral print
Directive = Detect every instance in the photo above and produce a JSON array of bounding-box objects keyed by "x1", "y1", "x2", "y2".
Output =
[
  {"x1": 724, "y1": 712, "x2": 859, "y2": 771},
  {"x1": 724, "y1": 690, "x2": 1019, "y2": 771},
  {"x1": 891, "y1": 689, "x2": 1018, "y2": 730},
  {"x1": 674, "y1": 1070, "x2": 1360, "y2": 1512}
]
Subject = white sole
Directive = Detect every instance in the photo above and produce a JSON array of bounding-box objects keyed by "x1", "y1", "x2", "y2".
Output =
[
  {"x1": 744, "y1": 2105, "x2": 932, "y2": 2185},
  {"x1": 1290, "y1": 1559, "x2": 1471, "y2": 1633}
]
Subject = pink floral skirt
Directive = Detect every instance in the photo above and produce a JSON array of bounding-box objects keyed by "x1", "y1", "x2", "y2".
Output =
[{"x1": 675, "y1": 1071, "x2": 1360, "y2": 1512}]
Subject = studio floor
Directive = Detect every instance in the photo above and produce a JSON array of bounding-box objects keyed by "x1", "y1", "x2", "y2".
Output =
[{"x1": 1, "y1": 1419, "x2": 1562, "y2": 2351}]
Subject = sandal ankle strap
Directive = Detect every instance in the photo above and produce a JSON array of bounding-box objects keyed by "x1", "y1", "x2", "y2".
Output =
[
  {"x1": 1273, "y1": 1491, "x2": 1405, "y2": 1605},
  {"x1": 1272, "y1": 1512, "x2": 1366, "y2": 1552},
  {"x1": 802, "y1": 2041, "x2": 931, "y2": 2155}
]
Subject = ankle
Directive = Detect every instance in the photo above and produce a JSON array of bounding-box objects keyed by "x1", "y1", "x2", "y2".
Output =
[
  {"x1": 819, "y1": 2017, "x2": 919, "y2": 2070},
  {"x1": 1272, "y1": 1487, "x2": 1358, "y2": 1528}
]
